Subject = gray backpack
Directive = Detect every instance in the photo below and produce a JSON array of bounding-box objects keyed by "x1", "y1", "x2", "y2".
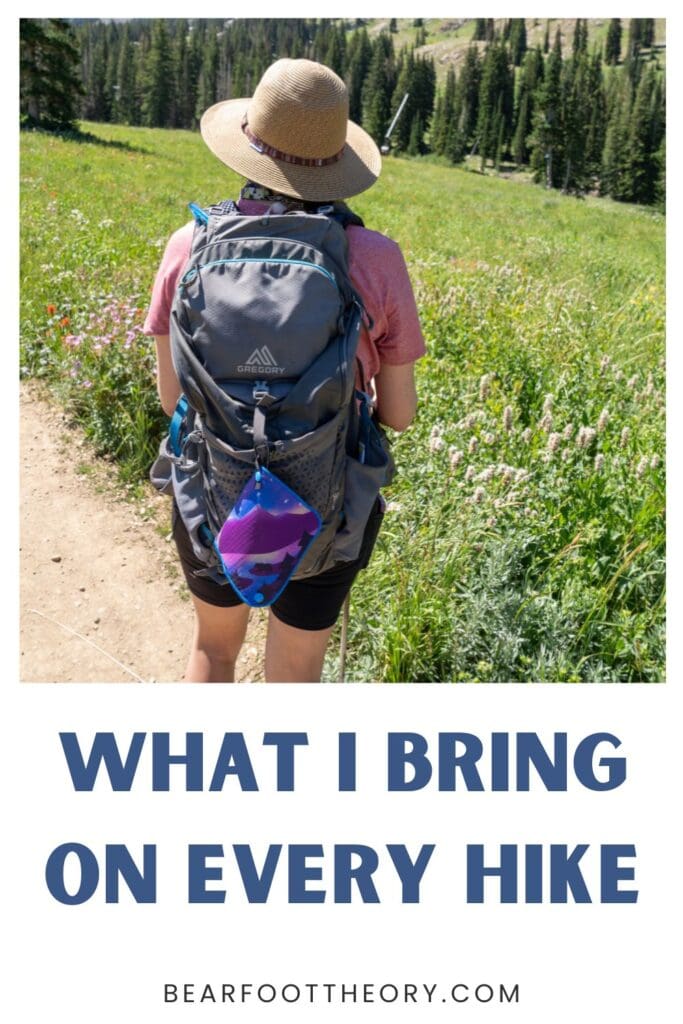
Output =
[{"x1": 151, "y1": 199, "x2": 394, "y2": 590}]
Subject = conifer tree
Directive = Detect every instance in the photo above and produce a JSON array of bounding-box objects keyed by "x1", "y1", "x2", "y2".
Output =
[
  {"x1": 530, "y1": 28, "x2": 563, "y2": 187},
  {"x1": 115, "y1": 25, "x2": 138, "y2": 124},
  {"x1": 601, "y1": 72, "x2": 632, "y2": 199},
  {"x1": 473, "y1": 20, "x2": 487, "y2": 42},
  {"x1": 455, "y1": 45, "x2": 482, "y2": 151},
  {"x1": 346, "y1": 27, "x2": 372, "y2": 124},
  {"x1": 508, "y1": 19, "x2": 527, "y2": 66},
  {"x1": 626, "y1": 65, "x2": 660, "y2": 204},
  {"x1": 605, "y1": 19, "x2": 622, "y2": 65},
  {"x1": 20, "y1": 18, "x2": 83, "y2": 129},
  {"x1": 195, "y1": 28, "x2": 218, "y2": 122},
  {"x1": 142, "y1": 19, "x2": 175, "y2": 127},
  {"x1": 640, "y1": 19, "x2": 655, "y2": 49},
  {"x1": 361, "y1": 34, "x2": 395, "y2": 145},
  {"x1": 476, "y1": 40, "x2": 513, "y2": 169},
  {"x1": 512, "y1": 46, "x2": 543, "y2": 167}
]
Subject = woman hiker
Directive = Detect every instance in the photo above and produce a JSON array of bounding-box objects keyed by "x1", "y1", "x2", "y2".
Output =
[{"x1": 144, "y1": 58, "x2": 425, "y2": 683}]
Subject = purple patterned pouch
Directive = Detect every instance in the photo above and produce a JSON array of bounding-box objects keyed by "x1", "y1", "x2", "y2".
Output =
[{"x1": 214, "y1": 467, "x2": 322, "y2": 607}]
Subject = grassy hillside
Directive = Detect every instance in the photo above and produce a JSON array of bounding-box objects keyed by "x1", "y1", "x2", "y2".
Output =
[
  {"x1": 367, "y1": 18, "x2": 666, "y2": 83},
  {"x1": 20, "y1": 122, "x2": 665, "y2": 682}
]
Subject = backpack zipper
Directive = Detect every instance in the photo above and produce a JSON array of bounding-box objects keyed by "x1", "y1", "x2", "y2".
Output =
[{"x1": 179, "y1": 257, "x2": 339, "y2": 289}]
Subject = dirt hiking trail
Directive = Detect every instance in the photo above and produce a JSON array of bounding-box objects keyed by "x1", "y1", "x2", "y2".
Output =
[{"x1": 20, "y1": 384, "x2": 265, "y2": 683}]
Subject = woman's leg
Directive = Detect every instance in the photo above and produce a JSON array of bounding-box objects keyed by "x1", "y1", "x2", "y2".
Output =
[
  {"x1": 264, "y1": 612, "x2": 334, "y2": 683},
  {"x1": 184, "y1": 594, "x2": 251, "y2": 683}
]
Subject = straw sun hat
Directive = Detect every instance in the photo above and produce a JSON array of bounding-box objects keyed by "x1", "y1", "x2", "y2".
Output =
[{"x1": 200, "y1": 58, "x2": 382, "y2": 202}]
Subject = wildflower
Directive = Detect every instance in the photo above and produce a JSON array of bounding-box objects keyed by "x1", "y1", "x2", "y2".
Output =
[
  {"x1": 548, "y1": 432, "x2": 561, "y2": 453},
  {"x1": 486, "y1": 517, "x2": 497, "y2": 528},
  {"x1": 46, "y1": 304, "x2": 56, "y2": 315},
  {"x1": 429, "y1": 435, "x2": 444, "y2": 453},
  {"x1": 599, "y1": 354, "x2": 611, "y2": 373},
  {"x1": 482, "y1": 431, "x2": 495, "y2": 445},
  {"x1": 635, "y1": 457, "x2": 648, "y2": 479},
  {"x1": 479, "y1": 374, "x2": 490, "y2": 401},
  {"x1": 562, "y1": 448, "x2": 571, "y2": 461},
  {"x1": 521, "y1": 428, "x2": 532, "y2": 444},
  {"x1": 594, "y1": 454, "x2": 604, "y2": 473},
  {"x1": 614, "y1": 369, "x2": 624, "y2": 382},
  {"x1": 650, "y1": 454, "x2": 661, "y2": 470},
  {"x1": 503, "y1": 405, "x2": 513, "y2": 432},
  {"x1": 539, "y1": 411, "x2": 553, "y2": 432},
  {"x1": 627, "y1": 375, "x2": 638, "y2": 389},
  {"x1": 473, "y1": 487, "x2": 485, "y2": 504},
  {"x1": 562, "y1": 423, "x2": 573, "y2": 441},
  {"x1": 59, "y1": 316, "x2": 70, "y2": 328},
  {"x1": 597, "y1": 407, "x2": 610, "y2": 433},
  {"x1": 477, "y1": 466, "x2": 495, "y2": 482},
  {"x1": 430, "y1": 424, "x2": 442, "y2": 438},
  {"x1": 515, "y1": 468, "x2": 529, "y2": 483},
  {"x1": 63, "y1": 334, "x2": 82, "y2": 348},
  {"x1": 465, "y1": 465, "x2": 476, "y2": 482},
  {"x1": 82, "y1": 380, "x2": 93, "y2": 389},
  {"x1": 542, "y1": 393, "x2": 554, "y2": 415},
  {"x1": 468, "y1": 436, "x2": 478, "y2": 454},
  {"x1": 449, "y1": 447, "x2": 463, "y2": 470},
  {"x1": 385, "y1": 501, "x2": 402, "y2": 513},
  {"x1": 620, "y1": 427, "x2": 631, "y2": 448},
  {"x1": 577, "y1": 426, "x2": 597, "y2": 449},
  {"x1": 645, "y1": 373, "x2": 654, "y2": 396}
]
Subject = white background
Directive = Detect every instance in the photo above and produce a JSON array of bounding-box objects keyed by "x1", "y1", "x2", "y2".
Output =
[
  {"x1": 3, "y1": 685, "x2": 680, "y2": 1022},
  {"x1": 7, "y1": 2, "x2": 681, "y2": 1022}
]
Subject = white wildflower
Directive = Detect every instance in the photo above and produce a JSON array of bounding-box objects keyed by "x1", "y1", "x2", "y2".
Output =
[
  {"x1": 548, "y1": 432, "x2": 562, "y2": 452},
  {"x1": 385, "y1": 501, "x2": 403, "y2": 513},
  {"x1": 620, "y1": 427, "x2": 631, "y2": 448},
  {"x1": 503, "y1": 405, "x2": 513, "y2": 432},
  {"x1": 521, "y1": 428, "x2": 532, "y2": 444},
  {"x1": 482, "y1": 431, "x2": 496, "y2": 445},
  {"x1": 468, "y1": 436, "x2": 478, "y2": 454},
  {"x1": 562, "y1": 448, "x2": 571, "y2": 461},
  {"x1": 473, "y1": 487, "x2": 485, "y2": 504},
  {"x1": 449, "y1": 447, "x2": 464, "y2": 470},
  {"x1": 594, "y1": 453, "x2": 604, "y2": 473},
  {"x1": 627, "y1": 374, "x2": 638, "y2": 389},
  {"x1": 430, "y1": 424, "x2": 442, "y2": 438},
  {"x1": 645, "y1": 373, "x2": 654, "y2": 396},
  {"x1": 599, "y1": 354, "x2": 611, "y2": 373},
  {"x1": 479, "y1": 374, "x2": 490, "y2": 401},
  {"x1": 635, "y1": 457, "x2": 648, "y2": 479},
  {"x1": 542, "y1": 393, "x2": 554, "y2": 415},
  {"x1": 465, "y1": 465, "x2": 476, "y2": 482},
  {"x1": 477, "y1": 466, "x2": 496, "y2": 483},
  {"x1": 562, "y1": 422, "x2": 574, "y2": 441},
  {"x1": 577, "y1": 426, "x2": 597, "y2": 449},
  {"x1": 650, "y1": 454, "x2": 661, "y2": 469},
  {"x1": 429, "y1": 435, "x2": 444, "y2": 453},
  {"x1": 614, "y1": 369, "x2": 624, "y2": 382},
  {"x1": 597, "y1": 407, "x2": 610, "y2": 433},
  {"x1": 515, "y1": 468, "x2": 530, "y2": 483},
  {"x1": 539, "y1": 411, "x2": 553, "y2": 432}
]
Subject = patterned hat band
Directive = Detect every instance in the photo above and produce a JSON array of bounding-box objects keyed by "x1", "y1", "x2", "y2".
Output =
[{"x1": 241, "y1": 116, "x2": 345, "y2": 167}]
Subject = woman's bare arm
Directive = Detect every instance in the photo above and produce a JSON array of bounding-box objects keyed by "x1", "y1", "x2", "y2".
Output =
[
  {"x1": 154, "y1": 335, "x2": 182, "y2": 416},
  {"x1": 373, "y1": 362, "x2": 418, "y2": 433}
]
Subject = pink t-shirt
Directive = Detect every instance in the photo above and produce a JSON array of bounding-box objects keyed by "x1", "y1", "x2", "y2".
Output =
[{"x1": 143, "y1": 199, "x2": 425, "y2": 392}]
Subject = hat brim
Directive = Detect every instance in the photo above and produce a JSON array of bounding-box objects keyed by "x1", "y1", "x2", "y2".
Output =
[{"x1": 200, "y1": 98, "x2": 381, "y2": 202}]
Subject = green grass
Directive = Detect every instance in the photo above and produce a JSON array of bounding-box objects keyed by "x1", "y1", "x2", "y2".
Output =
[{"x1": 20, "y1": 121, "x2": 665, "y2": 682}]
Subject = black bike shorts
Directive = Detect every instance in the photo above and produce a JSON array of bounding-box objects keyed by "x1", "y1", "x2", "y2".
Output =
[{"x1": 171, "y1": 499, "x2": 384, "y2": 631}]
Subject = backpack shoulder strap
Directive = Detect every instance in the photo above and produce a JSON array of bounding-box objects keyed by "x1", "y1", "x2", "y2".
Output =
[{"x1": 315, "y1": 201, "x2": 365, "y2": 229}]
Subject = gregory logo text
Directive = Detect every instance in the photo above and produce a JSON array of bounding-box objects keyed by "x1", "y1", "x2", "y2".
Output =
[{"x1": 238, "y1": 346, "x2": 285, "y2": 374}]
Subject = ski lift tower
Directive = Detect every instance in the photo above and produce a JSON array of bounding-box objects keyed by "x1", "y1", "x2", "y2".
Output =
[{"x1": 380, "y1": 93, "x2": 409, "y2": 155}]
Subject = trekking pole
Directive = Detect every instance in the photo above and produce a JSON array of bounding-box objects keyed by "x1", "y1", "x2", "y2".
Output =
[{"x1": 339, "y1": 592, "x2": 351, "y2": 682}]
